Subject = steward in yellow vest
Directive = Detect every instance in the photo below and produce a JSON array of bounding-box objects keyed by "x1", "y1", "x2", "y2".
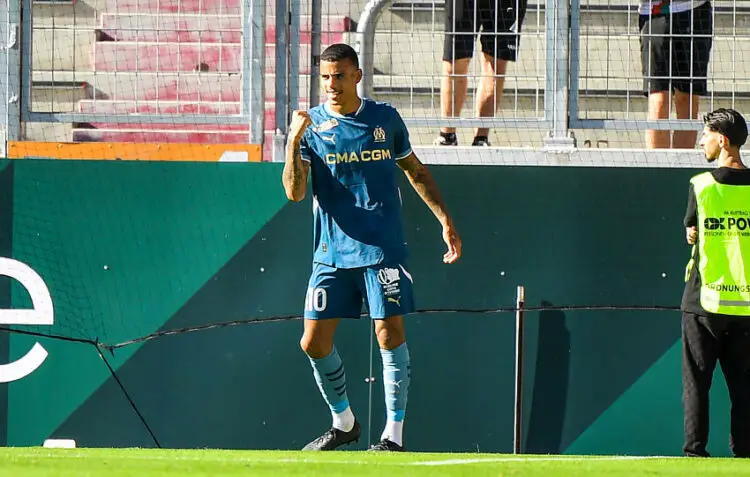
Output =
[
  {"x1": 688, "y1": 171, "x2": 750, "y2": 315},
  {"x1": 681, "y1": 108, "x2": 750, "y2": 458}
]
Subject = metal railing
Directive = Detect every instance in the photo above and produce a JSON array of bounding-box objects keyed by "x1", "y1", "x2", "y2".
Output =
[
  {"x1": 357, "y1": 0, "x2": 748, "y2": 149},
  {"x1": 569, "y1": 0, "x2": 749, "y2": 147},
  {"x1": 15, "y1": 0, "x2": 265, "y2": 148},
  {"x1": 356, "y1": 0, "x2": 554, "y2": 141},
  {"x1": 1, "y1": 0, "x2": 748, "y2": 157}
]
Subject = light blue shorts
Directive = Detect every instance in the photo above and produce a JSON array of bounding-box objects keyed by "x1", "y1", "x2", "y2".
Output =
[{"x1": 303, "y1": 261, "x2": 415, "y2": 320}]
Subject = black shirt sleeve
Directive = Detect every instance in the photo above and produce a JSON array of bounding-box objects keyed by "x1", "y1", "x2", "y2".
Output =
[{"x1": 684, "y1": 183, "x2": 697, "y2": 228}]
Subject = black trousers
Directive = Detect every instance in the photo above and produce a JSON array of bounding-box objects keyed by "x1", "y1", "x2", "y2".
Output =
[{"x1": 682, "y1": 312, "x2": 750, "y2": 457}]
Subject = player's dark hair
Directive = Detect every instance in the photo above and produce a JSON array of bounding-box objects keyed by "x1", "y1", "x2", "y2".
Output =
[
  {"x1": 704, "y1": 108, "x2": 748, "y2": 148},
  {"x1": 320, "y1": 43, "x2": 360, "y2": 68}
]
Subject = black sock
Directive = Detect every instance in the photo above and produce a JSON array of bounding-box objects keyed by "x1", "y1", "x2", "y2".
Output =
[
  {"x1": 472, "y1": 135, "x2": 488, "y2": 145},
  {"x1": 440, "y1": 132, "x2": 456, "y2": 142}
]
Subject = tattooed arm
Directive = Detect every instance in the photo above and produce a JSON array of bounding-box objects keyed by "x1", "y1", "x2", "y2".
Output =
[
  {"x1": 283, "y1": 110, "x2": 312, "y2": 202},
  {"x1": 398, "y1": 153, "x2": 462, "y2": 263}
]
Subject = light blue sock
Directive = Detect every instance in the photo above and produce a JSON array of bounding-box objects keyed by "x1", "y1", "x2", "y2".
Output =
[
  {"x1": 309, "y1": 347, "x2": 350, "y2": 414},
  {"x1": 380, "y1": 342, "x2": 410, "y2": 422}
]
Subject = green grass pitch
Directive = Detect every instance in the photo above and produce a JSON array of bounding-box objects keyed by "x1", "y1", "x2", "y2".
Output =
[{"x1": 2, "y1": 448, "x2": 750, "y2": 476}]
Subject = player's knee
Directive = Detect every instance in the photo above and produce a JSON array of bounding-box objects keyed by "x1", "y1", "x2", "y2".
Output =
[
  {"x1": 300, "y1": 333, "x2": 332, "y2": 359},
  {"x1": 375, "y1": 324, "x2": 405, "y2": 350},
  {"x1": 299, "y1": 334, "x2": 317, "y2": 356},
  {"x1": 299, "y1": 333, "x2": 318, "y2": 358}
]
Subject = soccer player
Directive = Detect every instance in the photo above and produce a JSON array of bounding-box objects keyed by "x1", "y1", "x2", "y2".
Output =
[{"x1": 282, "y1": 43, "x2": 462, "y2": 452}]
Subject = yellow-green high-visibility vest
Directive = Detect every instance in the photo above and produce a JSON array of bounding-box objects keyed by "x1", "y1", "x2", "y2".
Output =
[{"x1": 691, "y1": 171, "x2": 750, "y2": 315}]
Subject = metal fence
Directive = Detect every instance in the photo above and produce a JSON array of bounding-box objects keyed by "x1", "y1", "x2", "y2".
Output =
[
  {"x1": 362, "y1": 0, "x2": 749, "y2": 148},
  {"x1": 22, "y1": 0, "x2": 262, "y2": 144},
  {"x1": 570, "y1": 0, "x2": 750, "y2": 148},
  {"x1": 0, "y1": 0, "x2": 747, "y2": 158}
]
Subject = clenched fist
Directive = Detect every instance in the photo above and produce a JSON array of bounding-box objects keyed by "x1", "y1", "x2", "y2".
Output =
[{"x1": 290, "y1": 110, "x2": 312, "y2": 142}]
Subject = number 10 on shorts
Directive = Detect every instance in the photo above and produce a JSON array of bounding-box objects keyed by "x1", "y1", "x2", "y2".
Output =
[{"x1": 305, "y1": 287, "x2": 328, "y2": 312}]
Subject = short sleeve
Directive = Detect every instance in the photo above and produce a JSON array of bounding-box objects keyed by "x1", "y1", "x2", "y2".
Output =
[
  {"x1": 299, "y1": 133, "x2": 312, "y2": 162},
  {"x1": 391, "y1": 109, "x2": 413, "y2": 161}
]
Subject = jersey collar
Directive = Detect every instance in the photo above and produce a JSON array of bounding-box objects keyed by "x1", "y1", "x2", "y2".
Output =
[{"x1": 324, "y1": 98, "x2": 366, "y2": 118}]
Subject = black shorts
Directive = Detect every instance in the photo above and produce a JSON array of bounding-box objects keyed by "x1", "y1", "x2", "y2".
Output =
[
  {"x1": 639, "y1": 1, "x2": 713, "y2": 96},
  {"x1": 443, "y1": 0, "x2": 527, "y2": 62}
]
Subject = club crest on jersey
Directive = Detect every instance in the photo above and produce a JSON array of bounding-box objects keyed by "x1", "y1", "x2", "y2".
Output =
[
  {"x1": 314, "y1": 118, "x2": 339, "y2": 133},
  {"x1": 373, "y1": 126, "x2": 386, "y2": 143}
]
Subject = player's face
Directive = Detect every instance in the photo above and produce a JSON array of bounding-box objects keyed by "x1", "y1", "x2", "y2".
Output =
[
  {"x1": 320, "y1": 59, "x2": 362, "y2": 105},
  {"x1": 699, "y1": 127, "x2": 722, "y2": 162}
]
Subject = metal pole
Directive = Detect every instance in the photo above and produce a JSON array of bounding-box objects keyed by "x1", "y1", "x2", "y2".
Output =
[
  {"x1": 247, "y1": 0, "x2": 265, "y2": 144},
  {"x1": 542, "y1": 0, "x2": 575, "y2": 150},
  {"x1": 366, "y1": 321, "x2": 376, "y2": 448},
  {"x1": 272, "y1": 0, "x2": 290, "y2": 162},
  {"x1": 355, "y1": 0, "x2": 390, "y2": 99},
  {"x1": 309, "y1": 0, "x2": 322, "y2": 106},
  {"x1": 514, "y1": 285, "x2": 525, "y2": 455},
  {"x1": 289, "y1": 0, "x2": 300, "y2": 111},
  {"x1": 275, "y1": 0, "x2": 289, "y2": 132},
  {"x1": 568, "y1": 0, "x2": 581, "y2": 128},
  {"x1": 0, "y1": 0, "x2": 21, "y2": 153}
]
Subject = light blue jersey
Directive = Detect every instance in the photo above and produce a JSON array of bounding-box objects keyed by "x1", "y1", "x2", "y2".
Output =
[{"x1": 299, "y1": 98, "x2": 413, "y2": 269}]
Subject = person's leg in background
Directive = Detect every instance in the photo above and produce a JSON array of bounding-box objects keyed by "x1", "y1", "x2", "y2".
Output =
[
  {"x1": 672, "y1": 2, "x2": 713, "y2": 149},
  {"x1": 673, "y1": 90, "x2": 700, "y2": 148},
  {"x1": 472, "y1": 0, "x2": 526, "y2": 146},
  {"x1": 439, "y1": 58, "x2": 472, "y2": 145},
  {"x1": 640, "y1": 12, "x2": 673, "y2": 148},
  {"x1": 472, "y1": 53, "x2": 506, "y2": 145},
  {"x1": 438, "y1": 0, "x2": 476, "y2": 145},
  {"x1": 647, "y1": 92, "x2": 673, "y2": 148}
]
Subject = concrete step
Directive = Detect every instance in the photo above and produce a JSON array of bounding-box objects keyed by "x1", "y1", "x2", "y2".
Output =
[
  {"x1": 33, "y1": 71, "x2": 299, "y2": 102},
  {"x1": 76, "y1": 122, "x2": 250, "y2": 131},
  {"x1": 99, "y1": 14, "x2": 243, "y2": 43},
  {"x1": 24, "y1": 120, "x2": 642, "y2": 151},
  {"x1": 29, "y1": 68, "x2": 747, "y2": 121},
  {"x1": 33, "y1": 0, "x2": 106, "y2": 26},
  {"x1": 92, "y1": 41, "x2": 317, "y2": 73},
  {"x1": 98, "y1": 13, "x2": 350, "y2": 44},
  {"x1": 35, "y1": 92, "x2": 750, "y2": 153},
  {"x1": 33, "y1": 26, "x2": 748, "y2": 82},
  {"x1": 76, "y1": 99, "x2": 308, "y2": 129},
  {"x1": 31, "y1": 81, "x2": 92, "y2": 110},
  {"x1": 104, "y1": 0, "x2": 362, "y2": 16},
  {"x1": 106, "y1": 0, "x2": 242, "y2": 14},
  {"x1": 32, "y1": 28, "x2": 96, "y2": 71},
  {"x1": 34, "y1": 71, "x2": 245, "y2": 101},
  {"x1": 77, "y1": 99, "x2": 242, "y2": 114},
  {"x1": 24, "y1": 122, "x2": 73, "y2": 144},
  {"x1": 374, "y1": 30, "x2": 750, "y2": 82},
  {"x1": 71, "y1": 127, "x2": 251, "y2": 143}
]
